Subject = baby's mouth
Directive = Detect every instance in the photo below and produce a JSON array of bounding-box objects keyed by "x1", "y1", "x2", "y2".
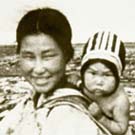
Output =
[{"x1": 92, "y1": 88, "x2": 104, "y2": 94}]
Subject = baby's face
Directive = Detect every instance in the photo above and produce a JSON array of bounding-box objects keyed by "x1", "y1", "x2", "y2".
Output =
[{"x1": 83, "y1": 61, "x2": 116, "y2": 97}]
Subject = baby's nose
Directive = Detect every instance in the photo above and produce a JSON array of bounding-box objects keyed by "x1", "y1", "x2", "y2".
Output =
[{"x1": 95, "y1": 76, "x2": 104, "y2": 85}]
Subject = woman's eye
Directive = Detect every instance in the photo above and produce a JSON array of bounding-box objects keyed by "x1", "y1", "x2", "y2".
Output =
[
  {"x1": 104, "y1": 73, "x2": 113, "y2": 77},
  {"x1": 42, "y1": 54, "x2": 57, "y2": 59},
  {"x1": 22, "y1": 54, "x2": 35, "y2": 59}
]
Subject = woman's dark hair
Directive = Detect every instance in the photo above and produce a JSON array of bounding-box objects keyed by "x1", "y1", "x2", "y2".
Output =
[
  {"x1": 81, "y1": 59, "x2": 120, "y2": 90},
  {"x1": 16, "y1": 8, "x2": 73, "y2": 62}
]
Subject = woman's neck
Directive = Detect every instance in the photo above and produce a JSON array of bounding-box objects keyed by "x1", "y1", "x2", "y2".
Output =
[{"x1": 32, "y1": 76, "x2": 68, "y2": 108}]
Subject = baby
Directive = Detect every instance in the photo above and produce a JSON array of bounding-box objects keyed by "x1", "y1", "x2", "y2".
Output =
[{"x1": 80, "y1": 31, "x2": 130, "y2": 135}]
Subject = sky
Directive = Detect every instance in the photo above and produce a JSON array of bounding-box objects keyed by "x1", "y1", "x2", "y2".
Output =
[{"x1": 0, "y1": 0, "x2": 135, "y2": 44}]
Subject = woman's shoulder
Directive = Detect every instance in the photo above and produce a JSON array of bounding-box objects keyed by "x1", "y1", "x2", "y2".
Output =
[
  {"x1": 0, "y1": 94, "x2": 32, "y2": 123},
  {"x1": 52, "y1": 87, "x2": 84, "y2": 98},
  {"x1": 45, "y1": 100, "x2": 111, "y2": 135},
  {"x1": 46, "y1": 103, "x2": 99, "y2": 135},
  {"x1": 42, "y1": 87, "x2": 89, "y2": 112},
  {"x1": 43, "y1": 87, "x2": 112, "y2": 135}
]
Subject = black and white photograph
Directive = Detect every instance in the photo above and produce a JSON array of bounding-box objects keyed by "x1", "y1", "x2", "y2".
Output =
[{"x1": 0, "y1": 0, "x2": 135, "y2": 134}]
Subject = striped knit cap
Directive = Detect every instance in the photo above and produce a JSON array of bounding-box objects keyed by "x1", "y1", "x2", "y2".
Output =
[{"x1": 81, "y1": 31, "x2": 125, "y2": 76}]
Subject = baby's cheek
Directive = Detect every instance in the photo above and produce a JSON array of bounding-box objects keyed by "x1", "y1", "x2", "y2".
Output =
[
  {"x1": 105, "y1": 78, "x2": 116, "y2": 91},
  {"x1": 110, "y1": 78, "x2": 117, "y2": 87}
]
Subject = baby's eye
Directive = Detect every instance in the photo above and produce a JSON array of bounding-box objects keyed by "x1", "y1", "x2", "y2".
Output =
[
  {"x1": 87, "y1": 70, "x2": 96, "y2": 75},
  {"x1": 91, "y1": 71, "x2": 96, "y2": 75}
]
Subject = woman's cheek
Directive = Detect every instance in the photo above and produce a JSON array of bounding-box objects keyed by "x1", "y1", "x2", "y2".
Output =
[
  {"x1": 44, "y1": 57, "x2": 66, "y2": 73},
  {"x1": 19, "y1": 60, "x2": 34, "y2": 74}
]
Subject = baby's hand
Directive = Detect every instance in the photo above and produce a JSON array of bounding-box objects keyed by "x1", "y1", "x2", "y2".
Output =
[
  {"x1": 88, "y1": 102, "x2": 103, "y2": 120},
  {"x1": 67, "y1": 73, "x2": 81, "y2": 87}
]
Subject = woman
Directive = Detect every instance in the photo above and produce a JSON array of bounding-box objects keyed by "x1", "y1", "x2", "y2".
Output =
[{"x1": 0, "y1": 8, "x2": 110, "y2": 135}]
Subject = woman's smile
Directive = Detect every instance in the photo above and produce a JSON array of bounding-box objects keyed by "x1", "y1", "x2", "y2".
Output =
[{"x1": 31, "y1": 75, "x2": 51, "y2": 85}]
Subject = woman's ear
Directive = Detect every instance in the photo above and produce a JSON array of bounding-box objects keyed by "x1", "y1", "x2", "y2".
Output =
[
  {"x1": 15, "y1": 54, "x2": 20, "y2": 67},
  {"x1": 15, "y1": 55, "x2": 24, "y2": 76}
]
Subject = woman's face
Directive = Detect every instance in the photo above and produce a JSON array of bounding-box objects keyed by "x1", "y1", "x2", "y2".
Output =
[
  {"x1": 19, "y1": 33, "x2": 66, "y2": 93},
  {"x1": 83, "y1": 61, "x2": 116, "y2": 97}
]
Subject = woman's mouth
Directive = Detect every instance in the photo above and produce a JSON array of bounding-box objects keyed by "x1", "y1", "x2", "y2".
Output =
[{"x1": 32, "y1": 76, "x2": 51, "y2": 86}]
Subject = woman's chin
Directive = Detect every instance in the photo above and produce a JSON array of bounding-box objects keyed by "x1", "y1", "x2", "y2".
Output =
[{"x1": 33, "y1": 83, "x2": 54, "y2": 94}]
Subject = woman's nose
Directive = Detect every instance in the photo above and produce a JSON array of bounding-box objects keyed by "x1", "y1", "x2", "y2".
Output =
[{"x1": 33, "y1": 59, "x2": 45, "y2": 75}]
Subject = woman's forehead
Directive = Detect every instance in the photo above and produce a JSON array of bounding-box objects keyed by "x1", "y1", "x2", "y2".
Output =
[{"x1": 20, "y1": 33, "x2": 61, "y2": 52}]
